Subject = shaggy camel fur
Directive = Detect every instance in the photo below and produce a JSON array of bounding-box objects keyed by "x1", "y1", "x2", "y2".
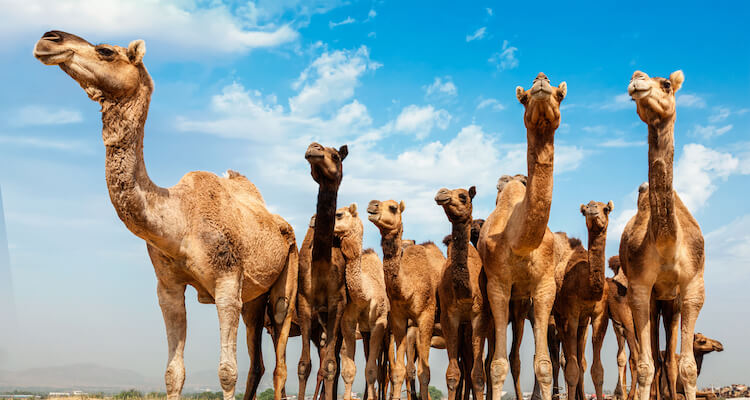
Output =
[
  {"x1": 367, "y1": 199, "x2": 445, "y2": 400},
  {"x1": 435, "y1": 186, "x2": 488, "y2": 400},
  {"x1": 478, "y1": 73, "x2": 567, "y2": 400},
  {"x1": 333, "y1": 203, "x2": 390, "y2": 400},
  {"x1": 552, "y1": 201, "x2": 613, "y2": 400},
  {"x1": 33, "y1": 31, "x2": 298, "y2": 400},
  {"x1": 299, "y1": 143, "x2": 349, "y2": 400},
  {"x1": 620, "y1": 70, "x2": 705, "y2": 400}
]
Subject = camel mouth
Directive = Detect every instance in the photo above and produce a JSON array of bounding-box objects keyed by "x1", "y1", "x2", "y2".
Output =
[
  {"x1": 629, "y1": 87, "x2": 651, "y2": 100},
  {"x1": 530, "y1": 84, "x2": 553, "y2": 98},
  {"x1": 366, "y1": 213, "x2": 380, "y2": 223},
  {"x1": 34, "y1": 49, "x2": 73, "y2": 65},
  {"x1": 628, "y1": 79, "x2": 652, "y2": 100}
]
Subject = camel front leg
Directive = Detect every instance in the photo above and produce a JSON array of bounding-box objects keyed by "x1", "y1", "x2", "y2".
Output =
[
  {"x1": 416, "y1": 308, "x2": 436, "y2": 400},
  {"x1": 367, "y1": 315, "x2": 389, "y2": 400},
  {"x1": 486, "y1": 276, "x2": 511, "y2": 400},
  {"x1": 241, "y1": 296, "x2": 267, "y2": 400},
  {"x1": 470, "y1": 309, "x2": 487, "y2": 400},
  {"x1": 678, "y1": 280, "x2": 705, "y2": 400},
  {"x1": 215, "y1": 275, "x2": 243, "y2": 400},
  {"x1": 560, "y1": 315, "x2": 580, "y2": 400},
  {"x1": 613, "y1": 326, "x2": 627, "y2": 400},
  {"x1": 322, "y1": 293, "x2": 346, "y2": 400},
  {"x1": 157, "y1": 282, "x2": 187, "y2": 400},
  {"x1": 662, "y1": 300, "x2": 681, "y2": 400},
  {"x1": 271, "y1": 257, "x2": 297, "y2": 400},
  {"x1": 406, "y1": 326, "x2": 419, "y2": 400},
  {"x1": 576, "y1": 323, "x2": 588, "y2": 400},
  {"x1": 629, "y1": 283, "x2": 655, "y2": 400},
  {"x1": 510, "y1": 300, "x2": 530, "y2": 400},
  {"x1": 298, "y1": 294, "x2": 313, "y2": 400},
  {"x1": 531, "y1": 279, "x2": 555, "y2": 400},
  {"x1": 340, "y1": 310, "x2": 358, "y2": 400},
  {"x1": 441, "y1": 310, "x2": 461, "y2": 400},
  {"x1": 391, "y1": 315, "x2": 409, "y2": 400},
  {"x1": 591, "y1": 311, "x2": 608, "y2": 400}
]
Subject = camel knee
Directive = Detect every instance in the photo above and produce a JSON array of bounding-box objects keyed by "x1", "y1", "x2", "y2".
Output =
[
  {"x1": 165, "y1": 361, "x2": 185, "y2": 395},
  {"x1": 299, "y1": 359, "x2": 312, "y2": 380},
  {"x1": 418, "y1": 365, "x2": 430, "y2": 385},
  {"x1": 592, "y1": 363, "x2": 604, "y2": 386},
  {"x1": 490, "y1": 359, "x2": 509, "y2": 384},
  {"x1": 406, "y1": 363, "x2": 416, "y2": 380},
  {"x1": 617, "y1": 353, "x2": 628, "y2": 369},
  {"x1": 535, "y1": 357, "x2": 553, "y2": 386},
  {"x1": 637, "y1": 361, "x2": 655, "y2": 386},
  {"x1": 678, "y1": 358, "x2": 697, "y2": 385},
  {"x1": 471, "y1": 364, "x2": 486, "y2": 389},
  {"x1": 273, "y1": 297, "x2": 290, "y2": 325},
  {"x1": 391, "y1": 364, "x2": 406, "y2": 384},
  {"x1": 342, "y1": 363, "x2": 356, "y2": 384},
  {"x1": 365, "y1": 364, "x2": 378, "y2": 384},
  {"x1": 323, "y1": 358, "x2": 338, "y2": 380},
  {"x1": 219, "y1": 360, "x2": 238, "y2": 392},
  {"x1": 446, "y1": 363, "x2": 461, "y2": 390}
]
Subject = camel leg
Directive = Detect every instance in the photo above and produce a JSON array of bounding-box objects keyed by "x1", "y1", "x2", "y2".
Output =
[
  {"x1": 621, "y1": 309, "x2": 640, "y2": 400},
  {"x1": 341, "y1": 309, "x2": 358, "y2": 400},
  {"x1": 242, "y1": 296, "x2": 267, "y2": 400},
  {"x1": 549, "y1": 322, "x2": 561, "y2": 400},
  {"x1": 486, "y1": 276, "x2": 511, "y2": 400},
  {"x1": 368, "y1": 316, "x2": 389, "y2": 400},
  {"x1": 462, "y1": 327, "x2": 476, "y2": 400},
  {"x1": 298, "y1": 296, "x2": 313, "y2": 400},
  {"x1": 560, "y1": 314, "x2": 580, "y2": 400},
  {"x1": 678, "y1": 280, "x2": 705, "y2": 400},
  {"x1": 663, "y1": 300, "x2": 680, "y2": 400},
  {"x1": 531, "y1": 279, "x2": 555, "y2": 400},
  {"x1": 591, "y1": 312, "x2": 607, "y2": 400},
  {"x1": 363, "y1": 332, "x2": 371, "y2": 400},
  {"x1": 576, "y1": 323, "x2": 588, "y2": 400},
  {"x1": 416, "y1": 309, "x2": 436, "y2": 400},
  {"x1": 629, "y1": 283, "x2": 655, "y2": 400},
  {"x1": 485, "y1": 328, "x2": 495, "y2": 400},
  {"x1": 271, "y1": 260, "x2": 297, "y2": 400},
  {"x1": 613, "y1": 327, "x2": 627, "y2": 400},
  {"x1": 390, "y1": 315, "x2": 409, "y2": 400},
  {"x1": 510, "y1": 300, "x2": 529, "y2": 400},
  {"x1": 215, "y1": 275, "x2": 242, "y2": 400},
  {"x1": 651, "y1": 298, "x2": 662, "y2": 400},
  {"x1": 323, "y1": 296, "x2": 346, "y2": 400},
  {"x1": 471, "y1": 310, "x2": 487, "y2": 400},
  {"x1": 406, "y1": 326, "x2": 419, "y2": 400},
  {"x1": 442, "y1": 310, "x2": 461, "y2": 400},
  {"x1": 157, "y1": 281, "x2": 187, "y2": 400}
]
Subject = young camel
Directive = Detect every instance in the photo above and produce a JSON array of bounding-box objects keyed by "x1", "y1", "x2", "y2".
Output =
[
  {"x1": 605, "y1": 256, "x2": 639, "y2": 400},
  {"x1": 32, "y1": 31, "x2": 297, "y2": 400},
  {"x1": 553, "y1": 201, "x2": 613, "y2": 400},
  {"x1": 659, "y1": 333, "x2": 723, "y2": 400},
  {"x1": 299, "y1": 143, "x2": 349, "y2": 400},
  {"x1": 333, "y1": 204, "x2": 390, "y2": 400},
  {"x1": 478, "y1": 73, "x2": 567, "y2": 400},
  {"x1": 435, "y1": 186, "x2": 488, "y2": 400},
  {"x1": 621, "y1": 70, "x2": 705, "y2": 400},
  {"x1": 367, "y1": 200, "x2": 446, "y2": 400}
]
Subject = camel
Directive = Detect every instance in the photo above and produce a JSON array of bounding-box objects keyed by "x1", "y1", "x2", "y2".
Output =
[
  {"x1": 477, "y1": 73, "x2": 567, "y2": 400},
  {"x1": 333, "y1": 203, "x2": 390, "y2": 400},
  {"x1": 434, "y1": 186, "x2": 487, "y2": 400},
  {"x1": 552, "y1": 201, "x2": 613, "y2": 400},
  {"x1": 299, "y1": 143, "x2": 349, "y2": 400},
  {"x1": 367, "y1": 199, "x2": 445, "y2": 400},
  {"x1": 620, "y1": 70, "x2": 705, "y2": 400},
  {"x1": 32, "y1": 31, "x2": 298, "y2": 400},
  {"x1": 604, "y1": 256, "x2": 639, "y2": 400},
  {"x1": 658, "y1": 334, "x2": 723, "y2": 400}
]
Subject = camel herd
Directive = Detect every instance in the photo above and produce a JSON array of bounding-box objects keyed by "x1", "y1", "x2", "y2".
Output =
[{"x1": 31, "y1": 31, "x2": 724, "y2": 400}]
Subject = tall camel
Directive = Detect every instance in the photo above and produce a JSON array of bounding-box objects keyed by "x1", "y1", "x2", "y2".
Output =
[
  {"x1": 367, "y1": 199, "x2": 445, "y2": 400},
  {"x1": 33, "y1": 31, "x2": 297, "y2": 400},
  {"x1": 299, "y1": 143, "x2": 349, "y2": 400},
  {"x1": 477, "y1": 73, "x2": 567, "y2": 400},
  {"x1": 435, "y1": 186, "x2": 487, "y2": 400},
  {"x1": 620, "y1": 70, "x2": 705, "y2": 400},
  {"x1": 553, "y1": 201, "x2": 613, "y2": 400},
  {"x1": 333, "y1": 203, "x2": 390, "y2": 400}
]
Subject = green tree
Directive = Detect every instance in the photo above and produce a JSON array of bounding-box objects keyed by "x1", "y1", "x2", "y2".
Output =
[
  {"x1": 114, "y1": 389, "x2": 144, "y2": 399},
  {"x1": 428, "y1": 386, "x2": 443, "y2": 400},
  {"x1": 257, "y1": 389, "x2": 274, "y2": 400}
]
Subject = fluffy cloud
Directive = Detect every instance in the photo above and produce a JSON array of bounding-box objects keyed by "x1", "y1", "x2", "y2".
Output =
[
  {"x1": 677, "y1": 93, "x2": 706, "y2": 108},
  {"x1": 329, "y1": 16, "x2": 355, "y2": 28},
  {"x1": 598, "y1": 138, "x2": 646, "y2": 148},
  {"x1": 394, "y1": 105, "x2": 452, "y2": 139},
  {"x1": 290, "y1": 46, "x2": 381, "y2": 117},
  {"x1": 488, "y1": 40, "x2": 518, "y2": 70},
  {"x1": 0, "y1": 0, "x2": 303, "y2": 55},
  {"x1": 10, "y1": 105, "x2": 82, "y2": 126},
  {"x1": 476, "y1": 98, "x2": 505, "y2": 111},
  {"x1": 424, "y1": 77, "x2": 458, "y2": 99},
  {"x1": 708, "y1": 106, "x2": 731, "y2": 123},
  {"x1": 601, "y1": 93, "x2": 634, "y2": 111},
  {"x1": 466, "y1": 27, "x2": 487, "y2": 42},
  {"x1": 690, "y1": 124, "x2": 733, "y2": 139},
  {"x1": 674, "y1": 144, "x2": 739, "y2": 211}
]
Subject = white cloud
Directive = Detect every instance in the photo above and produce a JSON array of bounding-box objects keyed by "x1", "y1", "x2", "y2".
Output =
[
  {"x1": 329, "y1": 16, "x2": 355, "y2": 28},
  {"x1": 394, "y1": 105, "x2": 452, "y2": 139},
  {"x1": 424, "y1": 77, "x2": 458, "y2": 99},
  {"x1": 601, "y1": 93, "x2": 633, "y2": 110},
  {"x1": 691, "y1": 124, "x2": 733, "y2": 139},
  {"x1": 367, "y1": 9, "x2": 377, "y2": 20},
  {"x1": 289, "y1": 46, "x2": 381, "y2": 117},
  {"x1": 368, "y1": 32, "x2": 376, "y2": 38},
  {"x1": 705, "y1": 214, "x2": 750, "y2": 281},
  {"x1": 674, "y1": 143, "x2": 739, "y2": 211},
  {"x1": 486, "y1": 8, "x2": 493, "y2": 16},
  {"x1": 488, "y1": 40, "x2": 518, "y2": 70},
  {"x1": 466, "y1": 27, "x2": 487, "y2": 42},
  {"x1": 0, "y1": 0, "x2": 300, "y2": 55},
  {"x1": 708, "y1": 106, "x2": 731, "y2": 123},
  {"x1": 598, "y1": 138, "x2": 646, "y2": 148},
  {"x1": 0, "y1": 134, "x2": 92, "y2": 153},
  {"x1": 582, "y1": 125, "x2": 608, "y2": 134},
  {"x1": 11, "y1": 105, "x2": 82, "y2": 126},
  {"x1": 476, "y1": 98, "x2": 505, "y2": 111},
  {"x1": 677, "y1": 93, "x2": 706, "y2": 108}
]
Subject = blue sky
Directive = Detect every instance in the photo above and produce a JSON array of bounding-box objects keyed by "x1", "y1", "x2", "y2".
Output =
[{"x1": 0, "y1": 0, "x2": 749, "y2": 393}]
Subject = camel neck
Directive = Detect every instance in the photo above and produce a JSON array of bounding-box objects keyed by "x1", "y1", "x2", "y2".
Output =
[
  {"x1": 513, "y1": 124, "x2": 555, "y2": 254},
  {"x1": 100, "y1": 71, "x2": 168, "y2": 243},
  {"x1": 695, "y1": 352, "x2": 704, "y2": 376},
  {"x1": 311, "y1": 185, "x2": 339, "y2": 268},
  {"x1": 380, "y1": 227, "x2": 403, "y2": 295},
  {"x1": 647, "y1": 120, "x2": 677, "y2": 254},
  {"x1": 449, "y1": 219, "x2": 472, "y2": 299},
  {"x1": 586, "y1": 225, "x2": 607, "y2": 300},
  {"x1": 340, "y1": 232, "x2": 366, "y2": 302}
]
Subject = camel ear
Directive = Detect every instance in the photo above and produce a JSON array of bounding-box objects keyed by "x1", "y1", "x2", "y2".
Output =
[
  {"x1": 516, "y1": 86, "x2": 528, "y2": 105},
  {"x1": 557, "y1": 81, "x2": 567, "y2": 101},
  {"x1": 669, "y1": 70, "x2": 684, "y2": 92},
  {"x1": 580, "y1": 204, "x2": 586, "y2": 216},
  {"x1": 128, "y1": 39, "x2": 146, "y2": 64},
  {"x1": 349, "y1": 203, "x2": 357, "y2": 217},
  {"x1": 468, "y1": 186, "x2": 476, "y2": 199},
  {"x1": 399, "y1": 200, "x2": 406, "y2": 212},
  {"x1": 605, "y1": 201, "x2": 614, "y2": 214},
  {"x1": 338, "y1": 145, "x2": 349, "y2": 161}
]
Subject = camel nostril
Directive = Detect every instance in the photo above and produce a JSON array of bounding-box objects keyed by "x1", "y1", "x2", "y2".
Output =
[{"x1": 42, "y1": 31, "x2": 62, "y2": 42}]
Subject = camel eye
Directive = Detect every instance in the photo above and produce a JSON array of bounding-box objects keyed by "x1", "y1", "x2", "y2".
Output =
[
  {"x1": 331, "y1": 154, "x2": 339, "y2": 161},
  {"x1": 662, "y1": 81, "x2": 671, "y2": 90},
  {"x1": 96, "y1": 47, "x2": 115, "y2": 57},
  {"x1": 459, "y1": 194, "x2": 467, "y2": 203},
  {"x1": 336, "y1": 213, "x2": 343, "y2": 219},
  {"x1": 389, "y1": 205, "x2": 398, "y2": 213}
]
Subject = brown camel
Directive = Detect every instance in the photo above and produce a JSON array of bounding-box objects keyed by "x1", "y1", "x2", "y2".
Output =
[
  {"x1": 367, "y1": 199, "x2": 445, "y2": 400},
  {"x1": 604, "y1": 256, "x2": 639, "y2": 400},
  {"x1": 33, "y1": 31, "x2": 298, "y2": 400},
  {"x1": 435, "y1": 186, "x2": 488, "y2": 400},
  {"x1": 552, "y1": 201, "x2": 613, "y2": 400},
  {"x1": 299, "y1": 143, "x2": 349, "y2": 400},
  {"x1": 333, "y1": 203, "x2": 390, "y2": 400},
  {"x1": 477, "y1": 73, "x2": 567, "y2": 400},
  {"x1": 658, "y1": 333, "x2": 723, "y2": 400},
  {"x1": 620, "y1": 70, "x2": 705, "y2": 400}
]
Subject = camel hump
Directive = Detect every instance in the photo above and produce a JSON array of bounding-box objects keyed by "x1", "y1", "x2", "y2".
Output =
[
  {"x1": 272, "y1": 214, "x2": 297, "y2": 248},
  {"x1": 226, "y1": 169, "x2": 246, "y2": 179}
]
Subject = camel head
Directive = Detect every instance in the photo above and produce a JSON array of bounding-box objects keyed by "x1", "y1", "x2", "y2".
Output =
[
  {"x1": 693, "y1": 333, "x2": 724, "y2": 355},
  {"x1": 434, "y1": 186, "x2": 476, "y2": 224},
  {"x1": 333, "y1": 203, "x2": 362, "y2": 237},
  {"x1": 305, "y1": 142, "x2": 348, "y2": 186},
  {"x1": 516, "y1": 73, "x2": 567, "y2": 130},
  {"x1": 33, "y1": 31, "x2": 149, "y2": 104},
  {"x1": 580, "y1": 200, "x2": 614, "y2": 233},
  {"x1": 471, "y1": 219, "x2": 484, "y2": 247},
  {"x1": 367, "y1": 199, "x2": 405, "y2": 236},
  {"x1": 628, "y1": 70, "x2": 684, "y2": 125}
]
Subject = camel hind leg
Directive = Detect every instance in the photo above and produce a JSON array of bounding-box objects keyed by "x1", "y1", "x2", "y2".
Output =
[
  {"x1": 242, "y1": 296, "x2": 267, "y2": 400},
  {"x1": 531, "y1": 278, "x2": 556, "y2": 400},
  {"x1": 510, "y1": 299, "x2": 530, "y2": 400},
  {"x1": 678, "y1": 279, "x2": 705, "y2": 400},
  {"x1": 215, "y1": 274, "x2": 243, "y2": 400},
  {"x1": 270, "y1": 238, "x2": 299, "y2": 400}
]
